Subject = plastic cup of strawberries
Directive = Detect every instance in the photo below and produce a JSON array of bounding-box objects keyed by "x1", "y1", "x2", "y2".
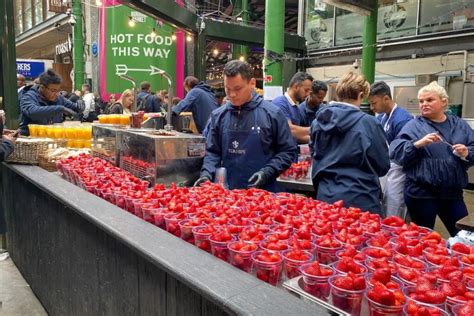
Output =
[
  {"x1": 299, "y1": 261, "x2": 334, "y2": 301},
  {"x1": 227, "y1": 240, "x2": 258, "y2": 272},
  {"x1": 328, "y1": 272, "x2": 366, "y2": 315},
  {"x1": 251, "y1": 250, "x2": 283, "y2": 286},
  {"x1": 281, "y1": 249, "x2": 313, "y2": 279}
]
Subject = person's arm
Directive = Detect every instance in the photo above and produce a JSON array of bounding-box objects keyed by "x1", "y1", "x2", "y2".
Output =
[
  {"x1": 62, "y1": 96, "x2": 85, "y2": 113},
  {"x1": 288, "y1": 120, "x2": 310, "y2": 144},
  {"x1": 0, "y1": 138, "x2": 15, "y2": 161},
  {"x1": 20, "y1": 92, "x2": 64, "y2": 120},
  {"x1": 389, "y1": 122, "x2": 424, "y2": 168},
  {"x1": 172, "y1": 90, "x2": 198, "y2": 115},
  {"x1": 200, "y1": 115, "x2": 222, "y2": 180},
  {"x1": 262, "y1": 113, "x2": 298, "y2": 179},
  {"x1": 366, "y1": 119, "x2": 390, "y2": 177}
]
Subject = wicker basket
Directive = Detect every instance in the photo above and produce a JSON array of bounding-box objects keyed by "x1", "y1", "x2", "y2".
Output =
[{"x1": 6, "y1": 137, "x2": 67, "y2": 165}]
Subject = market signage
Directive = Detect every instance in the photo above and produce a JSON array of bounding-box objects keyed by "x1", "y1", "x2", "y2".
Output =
[
  {"x1": 48, "y1": 0, "x2": 71, "y2": 13},
  {"x1": 55, "y1": 37, "x2": 72, "y2": 56},
  {"x1": 16, "y1": 60, "x2": 46, "y2": 79},
  {"x1": 99, "y1": 2, "x2": 177, "y2": 99}
]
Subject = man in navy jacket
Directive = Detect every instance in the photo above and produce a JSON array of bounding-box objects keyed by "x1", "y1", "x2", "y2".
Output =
[
  {"x1": 19, "y1": 69, "x2": 84, "y2": 135},
  {"x1": 172, "y1": 76, "x2": 218, "y2": 133},
  {"x1": 195, "y1": 61, "x2": 297, "y2": 191}
]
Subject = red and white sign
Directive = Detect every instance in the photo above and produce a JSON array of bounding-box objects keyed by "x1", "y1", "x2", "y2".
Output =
[{"x1": 264, "y1": 75, "x2": 272, "y2": 83}]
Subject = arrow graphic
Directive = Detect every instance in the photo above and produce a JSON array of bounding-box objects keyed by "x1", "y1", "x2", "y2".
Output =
[{"x1": 115, "y1": 64, "x2": 165, "y2": 76}]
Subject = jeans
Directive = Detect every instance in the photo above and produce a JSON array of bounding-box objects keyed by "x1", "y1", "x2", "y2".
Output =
[{"x1": 404, "y1": 195, "x2": 468, "y2": 237}]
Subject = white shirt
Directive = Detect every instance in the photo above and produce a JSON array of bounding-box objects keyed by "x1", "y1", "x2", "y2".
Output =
[{"x1": 82, "y1": 92, "x2": 95, "y2": 118}]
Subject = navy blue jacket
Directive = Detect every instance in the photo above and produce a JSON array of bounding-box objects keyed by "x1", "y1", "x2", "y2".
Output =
[
  {"x1": 201, "y1": 93, "x2": 298, "y2": 182},
  {"x1": 390, "y1": 115, "x2": 474, "y2": 200},
  {"x1": 19, "y1": 85, "x2": 82, "y2": 135},
  {"x1": 310, "y1": 102, "x2": 390, "y2": 213},
  {"x1": 298, "y1": 100, "x2": 320, "y2": 127},
  {"x1": 0, "y1": 120, "x2": 14, "y2": 161},
  {"x1": 272, "y1": 95, "x2": 303, "y2": 125},
  {"x1": 377, "y1": 105, "x2": 413, "y2": 144},
  {"x1": 137, "y1": 91, "x2": 163, "y2": 113},
  {"x1": 172, "y1": 82, "x2": 218, "y2": 133}
]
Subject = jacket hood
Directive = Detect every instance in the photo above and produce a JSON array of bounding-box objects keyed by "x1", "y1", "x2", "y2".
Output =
[
  {"x1": 195, "y1": 82, "x2": 213, "y2": 93},
  {"x1": 314, "y1": 102, "x2": 365, "y2": 133}
]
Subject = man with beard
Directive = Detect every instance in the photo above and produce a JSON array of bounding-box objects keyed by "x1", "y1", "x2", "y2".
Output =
[{"x1": 272, "y1": 72, "x2": 313, "y2": 143}]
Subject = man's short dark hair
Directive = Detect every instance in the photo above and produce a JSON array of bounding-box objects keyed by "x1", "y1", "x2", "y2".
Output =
[
  {"x1": 82, "y1": 83, "x2": 90, "y2": 92},
  {"x1": 140, "y1": 81, "x2": 151, "y2": 91},
  {"x1": 369, "y1": 81, "x2": 392, "y2": 99},
  {"x1": 289, "y1": 72, "x2": 313, "y2": 88},
  {"x1": 38, "y1": 69, "x2": 62, "y2": 86},
  {"x1": 312, "y1": 80, "x2": 328, "y2": 94},
  {"x1": 184, "y1": 76, "x2": 199, "y2": 89},
  {"x1": 223, "y1": 60, "x2": 253, "y2": 81}
]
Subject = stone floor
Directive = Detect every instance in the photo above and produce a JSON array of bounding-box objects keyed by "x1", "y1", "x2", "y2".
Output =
[{"x1": 0, "y1": 254, "x2": 47, "y2": 316}]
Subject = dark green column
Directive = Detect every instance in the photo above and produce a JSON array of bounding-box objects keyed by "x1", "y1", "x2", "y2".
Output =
[
  {"x1": 0, "y1": 0, "x2": 19, "y2": 128},
  {"x1": 194, "y1": 29, "x2": 206, "y2": 81},
  {"x1": 72, "y1": 0, "x2": 85, "y2": 90},
  {"x1": 263, "y1": 0, "x2": 284, "y2": 90},
  {"x1": 232, "y1": 0, "x2": 249, "y2": 61},
  {"x1": 361, "y1": 0, "x2": 378, "y2": 84}
]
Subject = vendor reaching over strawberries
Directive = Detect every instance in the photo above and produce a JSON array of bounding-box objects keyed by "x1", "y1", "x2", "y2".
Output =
[{"x1": 195, "y1": 60, "x2": 297, "y2": 191}]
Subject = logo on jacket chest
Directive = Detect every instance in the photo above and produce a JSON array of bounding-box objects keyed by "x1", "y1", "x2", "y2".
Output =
[{"x1": 228, "y1": 140, "x2": 246, "y2": 155}]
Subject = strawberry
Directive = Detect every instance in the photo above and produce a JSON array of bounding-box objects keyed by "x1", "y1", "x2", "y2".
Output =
[
  {"x1": 415, "y1": 277, "x2": 435, "y2": 293},
  {"x1": 452, "y1": 242, "x2": 471, "y2": 255},
  {"x1": 456, "y1": 300, "x2": 474, "y2": 316},
  {"x1": 440, "y1": 283, "x2": 458, "y2": 297},
  {"x1": 373, "y1": 268, "x2": 392, "y2": 284},
  {"x1": 423, "y1": 290, "x2": 446, "y2": 304}
]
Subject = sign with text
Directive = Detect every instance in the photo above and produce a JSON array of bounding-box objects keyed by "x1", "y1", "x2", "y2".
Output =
[
  {"x1": 16, "y1": 61, "x2": 46, "y2": 79},
  {"x1": 100, "y1": 3, "x2": 177, "y2": 99},
  {"x1": 48, "y1": 0, "x2": 71, "y2": 13}
]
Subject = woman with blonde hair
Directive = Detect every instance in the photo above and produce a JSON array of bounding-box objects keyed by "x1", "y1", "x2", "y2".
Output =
[
  {"x1": 390, "y1": 81, "x2": 474, "y2": 236},
  {"x1": 310, "y1": 72, "x2": 390, "y2": 214},
  {"x1": 109, "y1": 89, "x2": 134, "y2": 114}
]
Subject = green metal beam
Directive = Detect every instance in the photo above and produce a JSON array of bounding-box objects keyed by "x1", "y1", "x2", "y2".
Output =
[
  {"x1": 264, "y1": 0, "x2": 284, "y2": 87},
  {"x1": 204, "y1": 19, "x2": 305, "y2": 53},
  {"x1": 0, "y1": 0, "x2": 19, "y2": 128},
  {"x1": 232, "y1": 0, "x2": 249, "y2": 61},
  {"x1": 361, "y1": 0, "x2": 378, "y2": 84},
  {"x1": 125, "y1": 0, "x2": 198, "y2": 33},
  {"x1": 72, "y1": 0, "x2": 85, "y2": 90},
  {"x1": 194, "y1": 31, "x2": 207, "y2": 81}
]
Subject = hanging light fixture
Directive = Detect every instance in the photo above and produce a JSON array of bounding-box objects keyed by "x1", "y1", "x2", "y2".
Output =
[
  {"x1": 239, "y1": 55, "x2": 245, "y2": 61},
  {"x1": 213, "y1": 48, "x2": 219, "y2": 56},
  {"x1": 95, "y1": 0, "x2": 103, "y2": 6},
  {"x1": 186, "y1": 34, "x2": 192, "y2": 42},
  {"x1": 171, "y1": 33, "x2": 177, "y2": 41},
  {"x1": 151, "y1": 28, "x2": 157, "y2": 37},
  {"x1": 128, "y1": 16, "x2": 135, "y2": 27}
]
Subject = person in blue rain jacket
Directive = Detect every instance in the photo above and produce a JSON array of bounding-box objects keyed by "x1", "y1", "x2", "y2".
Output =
[
  {"x1": 310, "y1": 72, "x2": 390, "y2": 214},
  {"x1": 19, "y1": 69, "x2": 84, "y2": 135},
  {"x1": 390, "y1": 81, "x2": 474, "y2": 236},
  {"x1": 299, "y1": 80, "x2": 328, "y2": 127},
  {"x1": 172, "y1": 76, "x2": 218, "y2": 133},
  {"x1": 136, "y1": 81, "x2": 163, "y2": 113},
  {"x1": 195, "y1": 60, "x2": 297, "y2": 191}
]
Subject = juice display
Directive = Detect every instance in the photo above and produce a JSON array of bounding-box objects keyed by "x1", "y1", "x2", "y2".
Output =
[
  {"x1": 37, "y1": 125, "x2": 47, "y2": 137},
  {"x1": 53, "y1": 126, "x2": 64, "y2": 139},
  {"x1": 120, "y1": 114, "x2": 130, "y2": 125},
  {"x1": 98, "y1": 115, "x2": 108, "y2": 124},
  {"x1": 28, "y1": 124, "x2": 39, "y2": 137}
]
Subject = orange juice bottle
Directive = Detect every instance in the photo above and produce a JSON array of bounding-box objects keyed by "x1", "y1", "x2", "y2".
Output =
[
  {"x1": 65, "y1": 127, "x2": 75, "y2": 139},
  {"x1": 28, "y1": 124, "x2": 38, "y2": 137},
  {"x1": 37, "y1": 125, "x2": 47, "y2": 137},
  {"x1": 120, "y1": 114, "x2": 130, "y2": 125},
  {"x1": 98, "y1": 115, "x2": 106, "y2": 124}
]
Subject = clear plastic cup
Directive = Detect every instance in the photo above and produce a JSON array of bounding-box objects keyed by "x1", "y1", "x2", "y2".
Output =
[
  {"x1": 151, "y1": 208, "x2": 171, "y2": 229},
  {"x1": 164, "y1": 213, "x2": 184, "y2": 237},
  {"x1": 299, "y1": 263, "x2": 334, "y2": 301},
  {"x1": 209, "y1": 236, "x2": 234, "y2": 262},
  {"x1": 141, "y1": 203, "x2": 158, "y2": 223},
  {"x1": 333, "y1": 259, "x2": 368, "y2": 276},
  {"x1": 178, "y1": 219, "x2": 199, "y2": 244},
  {"x1": 228, "y1": 241, "x2": 258, "y2": 272},
  {"x1": 251, "y1": 250, "x2": 283, "y2": 286},
  {"x1": 365, "y1": 291, "x2": 404, "y2": 316},
  {"x1": 282, "y1": 250, "x2": 313, "y2": 280},
  {"x1": 403, "y1": 301, "x2": 448, "y2": 316},
  {"x1": 328, "y1": 275, "x2": 365, "y2": 315},
  {"x1": 446, "y1": 295, "x2": 468, "y2": 315},
  {"x1": 403, "y1": 286, "x2": 446, "y2": 309},
  {"x1": 192, "y1": 226, "x2": 213, "y2": 253},
  {"x1": 314, "y1": 241, "x2": 343, "y2": 265}
]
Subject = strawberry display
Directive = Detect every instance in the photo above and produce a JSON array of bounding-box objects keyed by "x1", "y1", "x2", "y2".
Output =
[
  {"x1": 393, "y1": 254, "x2": 426, "y2": 271},
  {"x1": 366, "y1": 281, "x2": 405, "y2": 315},
  {"x1": 364, "y1": 247, "x2": 393, "y2": 260},
  {"x1": 452, "y1": 242, "x2": 473, "y2": 255},
  {"x1": 406, "y1": 277, "x2": 447, "y2": 306},
  {"x1": 299, "y1": 261, "x2": 333, "y2": 301},
  {"x1": 394, "y1": 222, "x2": 432, "y2": 239},
  {"x1": 455, "y1": 300, "x2": 474, "y2": 316},
  {"x1": 404, "y1": 301, "x2": 447, "y2": 316},
  {"x1": 314, "y1": 234, "x2": 343, "y2": 264},
  {"x1": 381, "y1": 216, "x2": 405, "y2": 229},
  {"x1": 366, "y1": 232, "x2": 391, "y2": 248},
  {"x1": 336, "y1": 245, "x2": 366, "y2": 263},
  {"x1": 366, "y1": 257, "x2": 398, "y2": 275},
  {"x1": 228, "y1": 241, "x2": 258, "y2": 272},
  {"x1": 329, "y1": 272, "x2": 366, "y2": 315},
  {"x1": 209, "y1": 228, "x2": 234, "y2": 262}
]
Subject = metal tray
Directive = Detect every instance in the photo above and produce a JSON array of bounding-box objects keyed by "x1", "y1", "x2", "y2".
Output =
[{"x1": 282, "y1": 276, "x2": 350, "y2": 316}]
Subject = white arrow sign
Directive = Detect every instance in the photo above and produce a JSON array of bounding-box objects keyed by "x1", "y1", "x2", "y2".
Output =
[{"x1": 115, "y1": 64, "x2": 165, "y2": 76}]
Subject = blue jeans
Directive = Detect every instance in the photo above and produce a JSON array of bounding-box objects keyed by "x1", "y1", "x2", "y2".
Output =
[{"x1": 404, "y1": 195, "x2": 468, "y2": 237}]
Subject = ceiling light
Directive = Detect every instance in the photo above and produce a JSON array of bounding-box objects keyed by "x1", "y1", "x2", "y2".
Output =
[{"x1": 128, "y1": 16, "x2": 135, "y2": 27}]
